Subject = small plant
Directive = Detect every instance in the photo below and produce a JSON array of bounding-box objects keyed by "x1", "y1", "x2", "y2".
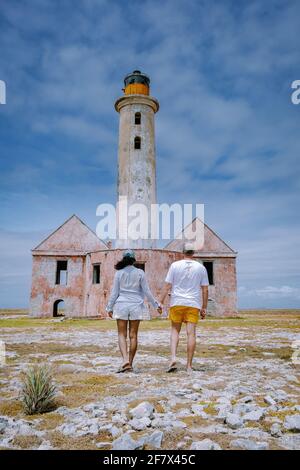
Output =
[{"x1": 21, "y1": 365, "x2": 57, "y2": 415}]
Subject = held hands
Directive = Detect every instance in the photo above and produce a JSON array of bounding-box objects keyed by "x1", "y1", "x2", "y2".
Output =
[
  {"x1": 108, "y1": 311, "x2": 113, "y2": 318},
  {"x1": 200, "y1": 308, "x2": 206, "y2": 320},
  {"x1": 157, "y1": 305, "x2": 163, "y2": 315}
]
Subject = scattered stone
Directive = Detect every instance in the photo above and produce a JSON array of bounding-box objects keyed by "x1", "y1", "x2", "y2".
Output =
[
  {"x1": 56, "y1": 363, "x2": 78, "y2": 373},
  {"x1": 129, "y1": 417, "x2": 151, "y2": 431},
  {"x1": 284, "y1": 415, "x2": 300, "y2": 432},
  {"x1": 112, "y1": 433, "x2": 144, "y2": 450},
  {"x1": 37, "y1": 440, "x2": 53, "y2": 450},
  {"x1": 264, "y1": 395, "x2": 276, "y2": 406},
  {"x1": 236, "y1": 428, "x2": 270, "y2": 440},
  {"x1": 0, "y1": 417, "x2": 9, "y2": 434},
  {"x1": 111, "y1": 413, "x2": 127, "y2": 425},
  {"x1": 109, "y1": 426, "x2": 122, "y2": 438},
  {"x1": 279, "y1": 434, "x2": 300, "y2": 450},
  {"x1": 96, "y1": 442, "x2": 111, "y2": 449},
  {"x1": 129, "y1": 402, "x2": 154, "y2": 420},
  {"x1": 225, "y1": 413, "x2": 244, "y2": 429},
  {"x1": 229, "y1": 348, "x2": 237, "y2": 354},
  {"x1": 177, "y1": 441, "x2": 185, "y2": 449},
  {"x1": 176, "y1": 408, "x2": 192, "y2": 418},
  {"x1": 270, "y1": 423, "x2": 282, "y2": 437},
  {"x1": 230, "y1": 439, "x2": 269, "y2": 450},
  {"x1": 190, "y1": 439, "x2": 221, "y2": 450},
  {"x1": 215, "y1": 403, "x2": 232, "y2": 421},
  {"x1": 191, "y1": 404, "x2": 206, "y2": 417},
  {"x1": 273, "y1": 390, "x2": 288, "y2": 402},
  {"x1": 144, "y1": 430, "x2": 163, "y2": 449},
  {"x1": 175, "y1": 389, "x2": 191, "y2": 397},
  {"x1": 239, "y1": 395, "x2": 253, "y2": 403},
  {"x1": 192, "y1": 382, "x2": 202, "y2": 391},
  {"x1": 243, "y1": 409, "x2": 265, "y2": 422},
  {"x1": 186, "y1": 393, "x2": 200, "y2": 401}
]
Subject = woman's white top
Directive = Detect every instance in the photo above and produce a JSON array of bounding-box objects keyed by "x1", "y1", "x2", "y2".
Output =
[{"x1": 106, "y1": 265, "x2": 159, "y2": 312}]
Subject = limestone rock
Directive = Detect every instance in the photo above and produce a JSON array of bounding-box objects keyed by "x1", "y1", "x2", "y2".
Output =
[
  {"x1": 230, "y1": 439, "x2": 269, "y2": 450},
  {"x1": 37, "y1": 440, "x2": 53, "y2": 450},
  {"x1": 112, "y1": 433, "x2": 144, "y2": 450},
  {"x1": 129, "y1": 417, "x2": 151, "y2": 431},
  {"x1": 129, "y1": 402, "x2": 154, "y2": 420},
  {"x1": 284, "y1": 414, "x2": 300, "y2": 432},
  {"x1": 144, "y1": 430, "x2": 163, "y2": 449},
  {"x1": 225, "y1": 413, "x2": 244, "y2": 429},
  {"x1": 243, "y1": 408, "x2": 265, "y2": 422},
  {"x1": 190, "y1": 439, "x2": 222, "y2": 450},
  {"x1": 264, "y1": 395, "x2": 276, "y2": 406},
  {"x1": 270, "y1": 423, "x2": 282, "y2": 437}
]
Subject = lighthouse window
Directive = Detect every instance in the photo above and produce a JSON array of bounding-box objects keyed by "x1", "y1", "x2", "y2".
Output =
[
  {"x1": 134, "y1": 136, "x2": 141, "y2": 149},
  {"x1": 135, "y1": 112, "x2": 141, "y2": 125}
]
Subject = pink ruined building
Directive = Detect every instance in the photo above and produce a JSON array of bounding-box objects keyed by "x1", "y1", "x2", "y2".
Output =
[{"x1": 30, "y1": 71, "x2": 237, "y2": 318}]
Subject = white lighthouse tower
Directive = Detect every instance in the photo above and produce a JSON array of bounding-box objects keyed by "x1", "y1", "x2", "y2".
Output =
[{"x1": 115, "y1": 70, "x2": 159, "y2": 248}]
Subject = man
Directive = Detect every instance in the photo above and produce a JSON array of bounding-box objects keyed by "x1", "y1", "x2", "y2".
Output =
[{"x1": 160, "y1": 243, "x2": 209, "y2": 373}]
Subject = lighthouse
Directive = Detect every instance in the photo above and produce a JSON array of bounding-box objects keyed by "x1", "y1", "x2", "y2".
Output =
[
  {"x1": 30, "y1": 71, "x2": 238, "y2": 319},
  {"x1": 114, "y1": 70, "x2": 159, "y2": 248}
]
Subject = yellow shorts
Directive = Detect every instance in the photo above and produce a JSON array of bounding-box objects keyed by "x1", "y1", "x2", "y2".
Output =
[{"x1": 169, "y1": 306, "x2": 199, "y2": 324}]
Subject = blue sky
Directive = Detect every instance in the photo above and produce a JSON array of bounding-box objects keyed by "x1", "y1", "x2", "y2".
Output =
[{"x1": 0, "y1": 0, "x2": 299, "y2": 308}]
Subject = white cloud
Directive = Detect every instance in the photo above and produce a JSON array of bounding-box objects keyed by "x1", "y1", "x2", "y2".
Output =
[{"x1": 239, "y1": 285, "x2": 300, "y2": 300}]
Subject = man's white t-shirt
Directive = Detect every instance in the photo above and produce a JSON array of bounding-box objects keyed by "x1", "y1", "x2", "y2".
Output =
[{"x1": 165, "y1": 259, "x2": 209, "y2": 309}]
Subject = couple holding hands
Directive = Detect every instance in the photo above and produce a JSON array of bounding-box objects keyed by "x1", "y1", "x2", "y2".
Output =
[{"x1": 106, "y1": 244, "x2": 209, "y2": 374}]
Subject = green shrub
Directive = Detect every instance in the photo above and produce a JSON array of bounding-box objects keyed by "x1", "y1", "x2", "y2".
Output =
[{"x1": 21, "y1": 365, "x2": 57, "y2": 415}]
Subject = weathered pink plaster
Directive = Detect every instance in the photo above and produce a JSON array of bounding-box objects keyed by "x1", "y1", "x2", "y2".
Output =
[{"x1": 30, "y1": 216, "x2": 237, "y2": 318}]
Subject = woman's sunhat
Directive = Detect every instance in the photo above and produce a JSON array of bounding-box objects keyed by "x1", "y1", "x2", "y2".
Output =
[{"x1": 123, "y1": 249, "x2": 136, "y2": 260}]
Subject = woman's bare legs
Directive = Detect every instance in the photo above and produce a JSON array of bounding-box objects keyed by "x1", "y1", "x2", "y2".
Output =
[
  {"x1": 129, "y1": 320, "x2": 140, "y2": 367},
  {"x1": 117, "y1": 320, "x2": 129, "y2": 367}
]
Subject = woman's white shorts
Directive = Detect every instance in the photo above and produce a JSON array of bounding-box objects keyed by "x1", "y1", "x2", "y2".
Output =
[{"x1": 112, "y1": 302, "x2": 150, "y2": 321}]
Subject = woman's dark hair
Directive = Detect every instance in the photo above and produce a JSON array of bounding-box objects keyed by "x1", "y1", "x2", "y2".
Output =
[{"x1": 115, "y1": 256, "x2": 136, "y2": 270}]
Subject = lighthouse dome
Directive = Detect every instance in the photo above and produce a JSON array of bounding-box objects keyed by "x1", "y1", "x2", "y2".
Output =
[{"x1": 124, "y1": 70, "x2": 150, "y2": 95}]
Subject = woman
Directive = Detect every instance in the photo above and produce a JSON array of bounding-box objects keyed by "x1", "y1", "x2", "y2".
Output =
[{"x1": 106, "y1": 249, "x2": 161, "y2": 372}]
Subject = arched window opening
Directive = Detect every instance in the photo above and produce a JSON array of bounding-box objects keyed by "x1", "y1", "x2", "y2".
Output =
[
  {"x1": 53, "y1": 299, "x2": 65, "y2": 317},
  {"x1": 134, "y1": 136, "x2": 141, "y2": 149},
  {"x1": 135, "y1": 112, "x2": 141, "y2": 125}
]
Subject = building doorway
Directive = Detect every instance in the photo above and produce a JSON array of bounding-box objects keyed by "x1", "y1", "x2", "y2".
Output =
[{"x1": 53, "y1": 299, "x2": 65, "y2": 317}]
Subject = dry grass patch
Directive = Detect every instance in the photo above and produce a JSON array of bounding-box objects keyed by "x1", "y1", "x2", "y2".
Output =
[
  {"x1": 35, "y1": 411, "x2": 65, "y2": 430},
  {"x1": 203, "y1": 402, "x2": 218, "y2": 416},
  {"x1": 46, "y1": 430, "x2": 98, "y2": 450},
  {"x1": 57, "y1": 373, "x2": 125, "y2": 407},
  {"x1": 181, "y1": 415, "x2": 209, "y2": 427},
  {"x1": 0, "y1": 400, "x2": 23, "y2": 417},
  {"x1": 12, "y1": 435, "x2": 43, "y2": 449},
  {"x1": 7, "y1": 342, "x2": 101, "y2": 358},
  {"x1": 266, "y1": 407, "x2": 299, "y2": 421}
]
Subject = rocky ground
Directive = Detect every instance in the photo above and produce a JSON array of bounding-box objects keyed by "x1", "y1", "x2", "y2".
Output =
[{"x1": 0, "y1": 310, "x2": 299, "y2": 450}]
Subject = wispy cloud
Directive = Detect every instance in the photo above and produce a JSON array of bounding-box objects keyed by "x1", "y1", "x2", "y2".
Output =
[{"x1": 0, "y1": 0, "x2": 299, "y2": 307}]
